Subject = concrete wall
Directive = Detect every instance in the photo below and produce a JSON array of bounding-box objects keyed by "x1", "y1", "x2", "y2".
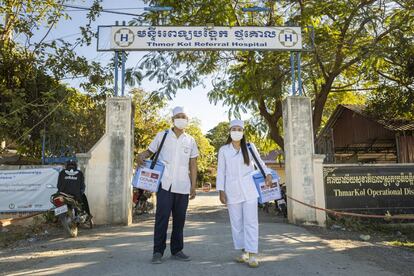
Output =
[
  {"x1": 313, "y1": 154, "x2": 326, "y2": 226},
  {"x1": 77, "y1": 97, "x2": 133, "y2": 225},
  {"x1": 283, "y1": 96, "x2": 319, "y2": 225}
]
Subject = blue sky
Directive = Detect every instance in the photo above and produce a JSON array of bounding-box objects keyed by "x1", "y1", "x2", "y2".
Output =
[{"x1": 25, "y1": 0, "x2": 251, "y2": 133}]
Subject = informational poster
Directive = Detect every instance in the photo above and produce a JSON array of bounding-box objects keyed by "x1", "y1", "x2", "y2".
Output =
[
  {"x1": 0, "y1": 167, "x2": 61, "y2": 212},
  {"x1": 324, "y1": 165, "x2": 414, "y2": 214}
]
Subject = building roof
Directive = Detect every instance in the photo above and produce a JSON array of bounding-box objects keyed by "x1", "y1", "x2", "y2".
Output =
[
  {"x1": 318, "y1": 105, "x2": 413, "y2": 142},
  {"x1": 341, "y1": 105, "x2": 414, "y2": 132},
  {"x1": 316, "y1": 104, "x2": 413, "y2": 163}
]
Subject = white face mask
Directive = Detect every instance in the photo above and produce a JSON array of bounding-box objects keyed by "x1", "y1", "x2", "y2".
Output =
[
  {"x1": 230, "y1": 131, "x2": 244, "y2": 141},
  {"x1": 174, "y1": 118, "x2": 188, "y2": 129}
]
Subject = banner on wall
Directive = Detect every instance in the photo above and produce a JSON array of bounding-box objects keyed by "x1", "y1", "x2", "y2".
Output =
[{"x1": 0, "y1": 167, "x2": 61, "y2": 212}]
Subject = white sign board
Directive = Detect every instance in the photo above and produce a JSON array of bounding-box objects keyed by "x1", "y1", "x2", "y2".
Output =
[
  {"x1": 109, "y1": 26, "x2": 302, "y2": 51},
  {"x1": 0, "y1": 167, "x2": 61, "y2": 212}
]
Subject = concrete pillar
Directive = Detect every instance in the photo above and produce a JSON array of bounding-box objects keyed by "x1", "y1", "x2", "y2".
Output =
[
  {"x1": 282, "y1": 96, "x2": 316, "y2": 224},
  {"x1": 313, "y1": 154, "x2": 326, "y2": 226},
  {"x1": 76, "y1": 97, "x2": 133, "y2": 225}
]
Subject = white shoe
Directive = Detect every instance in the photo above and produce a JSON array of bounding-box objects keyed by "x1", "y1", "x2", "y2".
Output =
[
  {"x1": 235, "y1": 251, "x2": 249, "y2": 263},
  {"x1": 248, "y1": 253, "x2": 259, "y2": 268}
]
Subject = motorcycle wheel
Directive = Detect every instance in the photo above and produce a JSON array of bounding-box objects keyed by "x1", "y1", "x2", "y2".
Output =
[
  {"x1": 147, "y1": 202, "x2": 154, "y2": 212},
  {"x1": 279, "y1": 203, "x2": 288, "y2": 218},
  {"x1": 135, "y1": 201, "x2": 145, "y2": 215},
  {"x1": 60, "y1": 214, "x2": 78, "y2": 237},
  {"x1": 70, "y1": 224, "x2": 78, "y2": 238},
  {"x1": 88, "y1": 218, "x2": 94, "y2": 229}
]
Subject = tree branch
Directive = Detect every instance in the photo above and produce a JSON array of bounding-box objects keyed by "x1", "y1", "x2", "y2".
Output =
[{"x1": 258, "y1": 97, "x2": 284, "y2": 149}]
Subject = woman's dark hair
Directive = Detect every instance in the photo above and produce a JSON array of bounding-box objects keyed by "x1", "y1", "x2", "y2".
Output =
[{"x1": 225, "y1": 135, "x2": 250, "y2": 165}]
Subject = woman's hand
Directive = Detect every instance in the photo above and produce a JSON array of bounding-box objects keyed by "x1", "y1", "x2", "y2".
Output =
[
  {"x1": 265, "y1": 174, "x2": 273, "y2": 188},
  {"x1": 136, "y1": 151, "x2": 150, "y2": 167},
  {"x1": 219, "y1": 191, "x2": 227, "y2": 205}
]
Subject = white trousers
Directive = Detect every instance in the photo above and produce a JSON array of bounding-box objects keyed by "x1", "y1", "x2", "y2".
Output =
[{"x1": 227, "y1": 199, "x2": 259, "y2": 254}]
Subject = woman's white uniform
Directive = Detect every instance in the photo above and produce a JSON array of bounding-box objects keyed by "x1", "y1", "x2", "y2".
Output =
[{"x1": 216, "y1": 142, "x2": 270, "y2": 254}]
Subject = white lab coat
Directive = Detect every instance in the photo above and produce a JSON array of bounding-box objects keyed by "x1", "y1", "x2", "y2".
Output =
[
  {"x1": 149, "y1": 130, "x2": 199, "y2": 195},
  {"x1": 216, "y1": 142, "x2": 271, "y2": 254},
  {"x1": 216, "y1": 142, "x2": 271, "y2": 204}
]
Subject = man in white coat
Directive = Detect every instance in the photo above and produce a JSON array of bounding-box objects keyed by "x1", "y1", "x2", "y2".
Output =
[{"x1": 137, "y1": 106, "x2": 199, "y2": 264}]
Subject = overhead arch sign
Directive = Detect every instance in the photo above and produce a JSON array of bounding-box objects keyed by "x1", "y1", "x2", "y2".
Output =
[{"x1": 108, "y1": 26, "x2": 302, "y2": 51}]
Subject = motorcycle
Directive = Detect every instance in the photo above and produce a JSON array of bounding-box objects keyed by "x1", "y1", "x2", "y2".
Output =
[
  {"x1": 133, "y1": 188, "x2": 154, "y2": 215},
  {"x1": 51, "y1": 192, "x2": 93, "y2": 237},
  {"x1": 275, "y1": 183, "x2": 288, "y2": 218}
]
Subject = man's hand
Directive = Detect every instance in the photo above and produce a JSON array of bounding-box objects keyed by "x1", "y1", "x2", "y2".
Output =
[
  {"x1": 136, "y1": 154, "x2": 145, "y2": 167},
  {"x1": 190, "y1": 187, "x2": 196, "y2": 200},
  {"x1": 136, "y1": 151, "x2": 150, "y2": 168},
  {"x1": 265, "y1": 174, "x2": 273, "y2": 188},
  {"x1": 219, "y1": 191, "x2": 227, "y2": 205}
]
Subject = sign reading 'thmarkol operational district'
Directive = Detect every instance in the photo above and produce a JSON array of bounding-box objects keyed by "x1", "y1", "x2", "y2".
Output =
[
  {"x1": 324, "y1": 165, "x2": 414, "y2": 215},
  {"x1": 110, "y1": 26, "x2": 302, "y2": 51}
]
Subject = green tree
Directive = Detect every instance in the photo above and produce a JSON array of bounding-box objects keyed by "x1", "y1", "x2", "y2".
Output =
[
  {"x1": 366, "y1": 26, "x2": 414, "y2": 120},
  {"x1": 131, "y1": 88, "x2": 169, "y2": 156},
  {"x1": 42, "y1": 87, "x2": 106, "y2": 157},
  {"x1": 186, "y1": 120, "x2": 216, "y2": 185},
  {"x1": 131, "y1": 0, "x2": 411, "y2": 149},
  {"x1": 321, "y1": 92, "x2": 366, "y2": 125},
  {"x1": 0, "y1": 0, "x2": 115, "y2": 158},
  {"x1": 206, "y1": 122, "x2": 229, "y2": 152}
]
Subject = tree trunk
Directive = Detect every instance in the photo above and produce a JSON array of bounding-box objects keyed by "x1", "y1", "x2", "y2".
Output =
[
  {"x1": 258, "y1": 98, "x2": 284, "y2": 150},
  {"x1": 312, "y1": 77, "x2": 335, "y2": 135}
]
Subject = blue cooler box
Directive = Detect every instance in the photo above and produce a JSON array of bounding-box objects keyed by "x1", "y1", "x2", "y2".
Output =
[
  {"x1": 132, "y1": 160, "x2": 165, "y2": 192},
  {"x1": 252, "y1": 170, "x2": 282, "y2": 204}
]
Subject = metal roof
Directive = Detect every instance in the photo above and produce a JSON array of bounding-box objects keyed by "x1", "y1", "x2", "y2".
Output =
[{"x1": 341, "y1": 105, "x2": 414, "y2": 131}]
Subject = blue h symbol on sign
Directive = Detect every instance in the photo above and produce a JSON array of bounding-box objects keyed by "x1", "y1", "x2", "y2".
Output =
[
  {"x1": 120, "y1": 34, "x2": 129, "y2": 42},
  {"x1": 284, "y1": 34, "x2": 293, "y2": 42}
]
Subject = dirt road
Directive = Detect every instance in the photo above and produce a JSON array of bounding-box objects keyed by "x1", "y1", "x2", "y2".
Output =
[{"x1": 0, "y1": 191, "x2": 413, "y2": 275}]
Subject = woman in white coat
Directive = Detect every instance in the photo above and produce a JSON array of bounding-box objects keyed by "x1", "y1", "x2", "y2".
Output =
[{"x1": 216, "y1": 119, "x2": 272, "y2": 268}]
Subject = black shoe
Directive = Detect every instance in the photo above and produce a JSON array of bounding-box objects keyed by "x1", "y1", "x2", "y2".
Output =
[
  {"x1": 171, "y1": 251, "x2": 191, "y2": 262},
  {"x1": 152, "y1": 252, "x2": 163, "y2": 264}
]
